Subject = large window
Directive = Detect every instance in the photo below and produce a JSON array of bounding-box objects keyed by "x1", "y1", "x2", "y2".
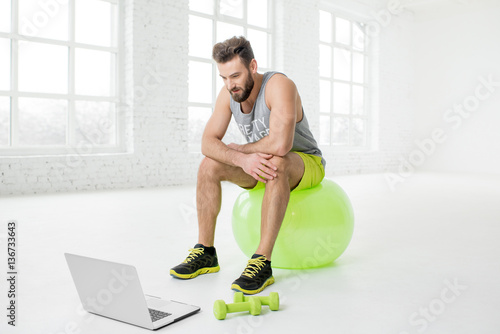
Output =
[
  {"x1": 0, "y1": 0, "x2": 122, "y2": 155},
  {"x1": 319, "y1": 9, "x2": 369, "y2": 148},
  {"x1": 188, "y1": 0, "x2": 272, "y2": 151}
]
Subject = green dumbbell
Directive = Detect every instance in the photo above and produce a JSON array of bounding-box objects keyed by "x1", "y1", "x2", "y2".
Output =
[
  {"x1": 233, "y1": 292, "x2": 280, "y2": 311},
  {"x1": 213, "y1": 297, "x2": 262, "y2": 320}
]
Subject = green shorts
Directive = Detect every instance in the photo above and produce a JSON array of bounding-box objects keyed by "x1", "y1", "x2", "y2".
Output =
[{"x1": 251, "y1": 152, "x2": 325, "y2": 192}]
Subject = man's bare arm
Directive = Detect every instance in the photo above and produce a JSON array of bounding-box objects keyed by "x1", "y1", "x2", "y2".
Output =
[
  {"x1": 201, "y1": 88, "x2": 242, "y2": 166},
  {"x1": 202, "y1": 88, "x2": 278, "y2": 182}
]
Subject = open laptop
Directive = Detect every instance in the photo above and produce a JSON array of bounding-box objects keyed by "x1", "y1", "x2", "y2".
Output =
[{"x1": 65, "y1": 253, "x2": 200, "y2": 330}]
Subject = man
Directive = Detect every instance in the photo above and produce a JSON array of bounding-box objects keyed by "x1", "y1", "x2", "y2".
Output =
[{"x1": 170, "y1": 36, "x2": 325, "y2": 294}]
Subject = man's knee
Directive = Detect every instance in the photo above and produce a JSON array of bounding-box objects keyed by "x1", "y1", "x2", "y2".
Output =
[
  {"x1": 198, "y1": 157, "x2": 224, "y2": 180},
  {"x1": 269, "y1": 155, "x2": 292, "y2": 179},
  {"x1": 269, "y1": 155, "x2": 286, "y2": 170},
  {"x1": 268, "y1": 153, "x2": 304, "y2": 188}
]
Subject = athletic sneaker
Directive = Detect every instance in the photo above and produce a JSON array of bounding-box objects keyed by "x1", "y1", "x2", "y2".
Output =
[
  {"x1": 170, "y1": 244, "x2": 220, "y2": 279},
  {"x1": 231, "y1": 254, "x2": 275, "y2": 294}
]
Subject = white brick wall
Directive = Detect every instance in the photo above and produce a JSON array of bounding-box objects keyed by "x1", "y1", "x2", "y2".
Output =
[
  {"x1": 274, "y1": 0, "x2": 321, "y2": 136},
  {"x1": 274, "y1": 0, "x2": 415, "y2": 176},
  {"x1": 1, "y1": 0, "x2": 191, "y2": 195},
  {"x1": 0, "y1": 0, "x2": 416, "y2": 195}
]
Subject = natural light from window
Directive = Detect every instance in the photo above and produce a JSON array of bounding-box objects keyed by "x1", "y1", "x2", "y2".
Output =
[
  {"x1": 319, "y1": 9, "x2": 369, "y2": 148},
  {"x1": 0, "y1": 0, "x2": 120, "y2": 154},
  {"x1": 188, "y1": 0, "x2": 271, "y2": 152}
]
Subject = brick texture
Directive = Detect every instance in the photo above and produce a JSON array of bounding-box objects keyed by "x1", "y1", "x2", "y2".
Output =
[{"x1": 0, "y1": 0, "x2": 415, "y2": 195}]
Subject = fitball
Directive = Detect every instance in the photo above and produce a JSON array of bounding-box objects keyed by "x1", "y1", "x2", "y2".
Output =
[{"x1": 232, "y1": 179, "x2": 354, "y2": 269}]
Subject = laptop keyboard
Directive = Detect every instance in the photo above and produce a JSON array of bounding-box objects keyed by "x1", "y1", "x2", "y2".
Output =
[{"x1": 149, "y1": 308, "x2": 172, "y2": 322}]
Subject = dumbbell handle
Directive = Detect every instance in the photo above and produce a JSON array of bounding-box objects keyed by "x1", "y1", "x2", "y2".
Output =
[
  {"x1": 226, "y1": 301, "x2": 254, "y2": 313},
  {"x1": 234, "y1": 292, "x2": 279, "y2": 311},
  {"x1": 239, "y1": 295, "x2": 271, "y2": 304},
  {"x1": 214, "y1": 297, "x2": 262, "y2": 320}
]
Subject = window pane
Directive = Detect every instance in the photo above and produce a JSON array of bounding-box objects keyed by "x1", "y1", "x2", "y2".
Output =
[
  {"x1": 333, "y1": 82, "x2": 350, "y2": 115},
  {"x1": 75, "y1": 48, "x2": 112, "y2": 96},
  {"x1": 319, "y1": 45, "x2": 331, "y2": 78},
  {"x1": 76, "y1": 0, "x2": 116, "y2": 47},
  {"x1": 353, "y1": 52, "x2": 364, "y2": 83},
  {"x1": 189, "y1": 15, "x2": 213, "y2": 58},
  {"x1": 333, "y1": 47, "x2": 351, "y2": 81},
  {"x1": 353, "y1": 22, "x2": 365, "y2": 51},
  {"x1": 18, "y1": 41, "x2": 68, "y2": 94},
  {"x1": 319, "y1": 115, "x2": 330, "y2": 145},
  {"x1": 319, "y1": 80, "x2": 330, "y2": 114},
  {"x1": 18, "y1": 98, "x2": 67, "y2": 146},
  {"x1": 247, "y1": 29, "x2": 267, "y2": 68},
  {"x1": 248, "y1": 0, "x2": 268, "y2": 28},
  {"x1": 352, "y1": 118, "x2": 366, "y2": 146},
  {"x1": 216, "y1": 22, "x2": 244, "y2": 43},
  {"x1": 0, "y1": 0, "x2": 11, "y2": 32},
  {"x1": 335, "y1": 17, "x2": 351, "y2": 45},
  {"x1": 332, "y1": 116, "x2": 348, "y2": 145},
  {"x1": 75, "y1": 101, "x2": 116, "y2": 146},
  {"x1": 352, "y1": 85, "x2": 364, "y2": 115},
  {"x1": 190, "y1": 0, "x2": 214, "y2": 15},
  {"x1": 19, "y1": 0, "x2": 68, "y2": 40},
  {"x1": 0, "y1": 38, "x2": 10, "y2": 90},
  {"x1": 0, "y1": 97, "x2": 10, "y2": 146},
  {"x1": 188, "y1": 107, "x2": 211, "y2": 149},
  {"x1": 219, "y1": 0, "x2": 243, "y2": 19},
  {"x1": 319, "y1": 11, "x2": 331, "y2": 43},
  {"x1": 189, "y1": 61, "x2": 212, "y2": 104}
]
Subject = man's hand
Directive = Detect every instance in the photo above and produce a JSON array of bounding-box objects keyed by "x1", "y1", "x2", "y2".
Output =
[{"x1": 237, "y1": 152, "x2": 278, "y2": 183}]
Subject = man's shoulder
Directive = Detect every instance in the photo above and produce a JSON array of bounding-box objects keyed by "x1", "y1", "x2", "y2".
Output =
[
  {"x1": 265, "y1": 71, "x2": 287, "y2": 82},
  {"x1": 265, "y1": 72, "x2": 297, "y2": 94}
]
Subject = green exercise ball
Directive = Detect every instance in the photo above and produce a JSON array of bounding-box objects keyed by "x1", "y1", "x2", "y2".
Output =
[{"x1": 232, "y1": 179, "x2": 354, "y2": 269}]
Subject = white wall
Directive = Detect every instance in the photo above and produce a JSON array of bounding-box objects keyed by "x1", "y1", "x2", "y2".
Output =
[
  {"x1": 412, "y1": 3, "x2": 500, "y2": 175},
  {"x1": 0, "y1": 0, "x2": 417, "y2": 195}
]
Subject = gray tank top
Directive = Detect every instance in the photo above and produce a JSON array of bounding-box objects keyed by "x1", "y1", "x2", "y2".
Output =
[{"x1": 230, "y1": 71, "x2": 325, "y2": 168}]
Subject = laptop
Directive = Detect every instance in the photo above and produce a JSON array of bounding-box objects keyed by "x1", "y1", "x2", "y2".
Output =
[{"x1": 65, "y1": 253, "x2": 200, "y2": 330}]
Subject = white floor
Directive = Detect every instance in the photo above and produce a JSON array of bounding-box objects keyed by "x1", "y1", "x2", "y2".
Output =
[{"x1": 0, "y1": 172, "x2": 499, "y2": 334}]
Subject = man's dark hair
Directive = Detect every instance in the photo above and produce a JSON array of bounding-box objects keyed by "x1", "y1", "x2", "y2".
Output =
[{"x1": 212, "y1": 36, "x2": 255, "y2": 68}]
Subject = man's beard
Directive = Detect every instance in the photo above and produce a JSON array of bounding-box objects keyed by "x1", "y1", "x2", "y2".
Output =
[{"x1": 230, "y1": 72, "x2": 254, "y2": 103}]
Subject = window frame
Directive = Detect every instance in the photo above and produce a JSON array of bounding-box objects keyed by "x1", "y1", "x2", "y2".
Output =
[
  {"x1": 187, "y1": 0, "x2": 273, "y2": 152},
  {"x1": 0, "y1": 0, "x2": 125, "y2": 156},
  {"x1": 318, "y1": 6, "x2": 373, "y2": 151}
]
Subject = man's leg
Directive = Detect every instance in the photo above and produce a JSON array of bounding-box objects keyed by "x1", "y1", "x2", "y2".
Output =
[
  {"x1": 171, "y1": 156, "x2": 256, "y2": 279},
  {"x1": 231, "y1": 152, "x2": 305, "y2": 294},
  {"x1": 255, "y1": 152, "x2": 305, "y2": 259},
  {"x1": 196, "y1": 156, "x2": 257, "y2": 247}
]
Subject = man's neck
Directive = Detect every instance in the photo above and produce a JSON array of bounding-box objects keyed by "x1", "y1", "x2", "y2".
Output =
[{"x1": 240, "y1": 73, "x2": 263, "y2": 114}]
